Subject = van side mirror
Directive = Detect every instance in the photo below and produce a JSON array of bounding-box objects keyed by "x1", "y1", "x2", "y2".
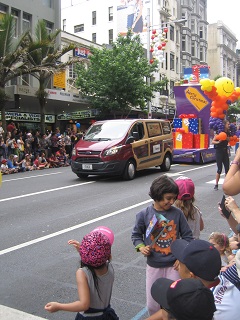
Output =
[{"x1": 126, "y1": 136, "x2": 135, "y2": 144}]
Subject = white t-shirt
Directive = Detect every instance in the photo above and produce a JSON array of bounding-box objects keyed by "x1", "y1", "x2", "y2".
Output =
[{"x1": 212, "y1": 275, "x2": 240, "y2": 320}]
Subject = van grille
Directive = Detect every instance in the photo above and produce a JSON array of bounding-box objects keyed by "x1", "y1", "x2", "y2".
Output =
[
  {"x1": 75, "y1": 157, "x2": 101, "y2": 163},
  {"x1": 77, "y1": 151, "x2": 101, "y2": 155}
]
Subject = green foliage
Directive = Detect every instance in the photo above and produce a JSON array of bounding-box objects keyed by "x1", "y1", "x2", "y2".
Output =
[
  {"x1": 75, "y1": 30, "x2": 160, "y2": 117},
  {"x1": 227, "y1": 101, "x2": 240, "y2": 122}
]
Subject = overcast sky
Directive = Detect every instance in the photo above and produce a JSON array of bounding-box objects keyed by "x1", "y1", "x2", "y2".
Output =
[{"x1": 207, "y1": 0, "x2": 240, "y2": 48}]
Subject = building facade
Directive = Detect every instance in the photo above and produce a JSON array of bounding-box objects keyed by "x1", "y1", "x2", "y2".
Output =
[
  {"x1": 207, "y1": 21, "x2": 238, "y2": 82},
  {"x1": 2, "y1": 0, "x2": 101, "y2": 132}
]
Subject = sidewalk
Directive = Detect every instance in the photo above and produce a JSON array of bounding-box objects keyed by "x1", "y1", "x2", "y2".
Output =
[{"x1": 0, "y1": 305, "x2": 47, "y2": 320}]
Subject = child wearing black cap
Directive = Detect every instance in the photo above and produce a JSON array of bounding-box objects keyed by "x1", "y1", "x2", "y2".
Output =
[
  {"x1": 131, "y1": 175, "x2": 193, "y2": 316},
  {"x1": 151, "y1": 278, "x2": 216, "y2": 320}
]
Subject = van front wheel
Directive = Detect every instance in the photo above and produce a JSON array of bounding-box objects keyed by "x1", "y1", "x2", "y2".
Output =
[
  {"x1": 123, "y1": 160, "x2": 136, "y2": 180},
  {"x1": 161, "y1": 154, "x2": 171, "y2": 171}
]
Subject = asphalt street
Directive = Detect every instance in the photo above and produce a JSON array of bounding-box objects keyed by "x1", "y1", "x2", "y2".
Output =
[{"x1": 1, "y1": 158, "x2": 239, "y2": 320}]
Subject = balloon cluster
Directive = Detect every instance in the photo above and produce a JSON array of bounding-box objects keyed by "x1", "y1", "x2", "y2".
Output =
[
  {"x1": 149, "y1": 27, "x2": 168, "y2": 64},
  {"x1": 200, "y1": 77, "x2": 240, "y2": 144}
]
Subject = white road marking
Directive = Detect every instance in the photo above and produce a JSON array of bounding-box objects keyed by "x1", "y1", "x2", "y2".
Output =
[
  {"x1": 0, "y1": 199, "x2": 152, "y2": 256},
  {"x1": 2, "y1": 171, "x2": 63, "y2": 182},
  {"x1": 0, "y1": 181, "x2": 95, "y2": 203}
]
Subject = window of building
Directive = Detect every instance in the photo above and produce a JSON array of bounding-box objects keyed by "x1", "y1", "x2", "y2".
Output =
[
  {"x1": 191, "y1": 19, "x2": 195, "y2": 33},
  {"x1": 74, "y1": 24, "x2": 84, "y2": 33},
  {"x1": 200, "y1": 47, "x2": 203, "y2": 61},
  {"x1": 42, "y1": 0, "x2": 52, "y2": 8},
  {"x1": 92, "y1": 11, "x2": 96, "y2": 25},
  {"x1": 45, "y1": 21, "x2": 54, "y2": 34},
  {"x1": 170, "y1": 53, "x2": 174, "y2": 70},
  {"x1": 182, "y1": 35, "x2": 186, "y2": 51},
  {"x1": 191, "y1": 41, "x2": 195, "y2": 56},
  {"x1": 109, "y1": 29, "x2": 113, "y2": 44},
  {"x1": 109, "y1": 6, "x2": 113, "y2": 21},
  {"x1": 63, "y1": 19, "x2": 66, "y2": 31},
  {"x1": 176, "y1": 57, "x2": 179, "y2": 73},
  {"x1": 22, "y1": 74, "x2": 30, "y2": 86},
  {"x1": 199, "y1": 26, "x2": 203, "y2": 38},
  {"x1": 23, "y1": 12, "x2": 31, "y2": 32},
  {"x1": 69, "y1": 64, "x2": 77, "y2": 79},
  {"x1": 170, "y1": 25, "x2": 174, "y2": 41},
  {"x1": 92, "y1": 33, "x2": 96, "y2": 43},
  {"x1": 0, "y1": 3, "x2": 7, "y2": 19},
  {"x1": 11, "y1": 9, "x2": 19, "y2": 37},
  {"x1": 165, "y1": 52, "x2": 168, "y2": 70}
]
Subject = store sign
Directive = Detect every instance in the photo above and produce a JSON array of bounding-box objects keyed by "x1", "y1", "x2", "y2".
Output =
[
  {"x1": 74, "y1": 47, "x2": 90, "y2": 59},
  {"x1": 57, "y1": 109, "x2": 99, "y2": 120},
  {"x1": 53, "y1": 70, "x2": 66, "y2": 89},
  {"x1": 0, "y1": 112, "x2": 55, "y2": 123}
]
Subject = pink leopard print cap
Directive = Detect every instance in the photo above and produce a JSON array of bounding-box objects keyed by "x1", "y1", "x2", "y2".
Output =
[{"x1": 79, "y1": 231, "x2": 111, "y2": 267}]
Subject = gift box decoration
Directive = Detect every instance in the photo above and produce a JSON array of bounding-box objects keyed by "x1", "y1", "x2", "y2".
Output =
[
  {"x1": 173, "y1": 132, "x2": 193, "y2": 149},
  {"x1": 189, "y1": 118, "x2": 199, "y2": 134},
  {"x1": 173, "y1": 118, "x2": 182, "y2": 129},
  {"x1": 193, "y1": 134, "x2": 209, "y2": 149},
  {"x1": 182, "y1": 118, "x2": 190, "y2": 133}
]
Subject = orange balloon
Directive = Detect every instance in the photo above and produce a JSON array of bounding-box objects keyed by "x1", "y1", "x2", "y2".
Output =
[{"x1": 217, "y1": 132, "x2": 227, "y2": 140}]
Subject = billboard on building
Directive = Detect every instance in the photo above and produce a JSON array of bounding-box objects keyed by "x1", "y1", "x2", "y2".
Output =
[{"x1": 117, "y1": 0, "x2": 150, "y2": 43}]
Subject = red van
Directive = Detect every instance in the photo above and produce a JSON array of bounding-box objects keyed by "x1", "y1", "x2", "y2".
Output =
[{"x1": 71, "y1": 119, "x2": 173, "y2": 180}]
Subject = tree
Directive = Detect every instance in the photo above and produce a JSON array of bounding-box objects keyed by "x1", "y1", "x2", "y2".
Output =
[
  {"x1": 227, "y1": 101, "x2": 240, "y2": 123},
  {"x1": 0, "y1": 14, "x2": 34, "y2": 132},
  {"x1": 26, "y1": 20, "x2": 76, "y2": 133},
  {"x1": 75, "y1": 30, "x2": 165, "y2": 118}
]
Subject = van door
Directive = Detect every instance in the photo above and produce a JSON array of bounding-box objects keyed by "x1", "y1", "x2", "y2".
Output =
[{"x1": 129, "y1": 121, "x2": 150, "y2": 170}]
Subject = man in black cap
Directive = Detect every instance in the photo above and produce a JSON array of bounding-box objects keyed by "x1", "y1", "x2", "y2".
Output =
[
  {"x1": 151, "y1": 278, "x2": 216, "y2": 320},
  {"x1": 146, "y1": 239, "x2": 240, "y2": 320}
]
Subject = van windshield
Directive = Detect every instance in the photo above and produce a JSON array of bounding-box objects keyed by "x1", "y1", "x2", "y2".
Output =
[{"x1": 84, "y1": 121, "x2": 131, "y2": 141}]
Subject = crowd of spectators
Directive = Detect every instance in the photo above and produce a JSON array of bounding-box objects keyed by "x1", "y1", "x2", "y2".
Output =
[{"x1": 0, "y1": 120, "x2": 82, "y2": 175}]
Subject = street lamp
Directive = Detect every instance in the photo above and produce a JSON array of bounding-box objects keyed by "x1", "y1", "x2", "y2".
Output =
[{"x1": 146, "y1": 7, "x2": 186, "y2": 119}]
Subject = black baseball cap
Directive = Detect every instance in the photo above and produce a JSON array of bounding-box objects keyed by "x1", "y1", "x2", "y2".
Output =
[
  {"x1": 171, "y1": 239, "x2": 221, "y2": 281},
  {"x1": 151, "y1": 278, "x2": 216, "y2": 320}
]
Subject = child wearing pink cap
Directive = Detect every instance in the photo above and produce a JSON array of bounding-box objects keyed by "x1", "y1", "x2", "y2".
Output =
[
  {"x1": 45, "y1": 228, "x2": 119, "y2": 319},
  {"x1": 174, "y1": 176, "x2": 204, "y2": 239}
]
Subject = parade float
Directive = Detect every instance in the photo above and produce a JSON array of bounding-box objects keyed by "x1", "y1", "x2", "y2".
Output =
[{"x1": 172, "y1": 66, "x2": 240, "y2": 164}]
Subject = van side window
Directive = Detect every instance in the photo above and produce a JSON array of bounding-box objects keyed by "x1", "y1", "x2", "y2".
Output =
[
  {"x1": 162, "y1": 122, "x2": 171, "y2": 134},
  {"x1": 130, "y1": 122, "x2": 145, "y2": 140},
  {"x1": 147, "y1": 122, "x2": 162, "y2": 137}
]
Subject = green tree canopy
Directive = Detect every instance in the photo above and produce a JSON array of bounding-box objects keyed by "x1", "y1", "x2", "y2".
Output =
[{"x1": 75, "y1": 30, "x2": 164, "y2": 118}]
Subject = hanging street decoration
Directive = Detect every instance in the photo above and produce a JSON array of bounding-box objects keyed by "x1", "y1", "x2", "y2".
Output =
[{"x1": 149, "y1": 27, "x2": 168, "y2": 64}]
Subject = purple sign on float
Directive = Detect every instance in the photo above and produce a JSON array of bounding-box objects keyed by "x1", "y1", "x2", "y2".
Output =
[{"x1": 173, "y1": 84, "x2": 212, "y2": 136}]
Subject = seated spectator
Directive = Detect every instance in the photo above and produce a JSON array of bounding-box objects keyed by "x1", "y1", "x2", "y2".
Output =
[
  {"x1": 1, "y1": 159, "x2": 11, "y2": 174},
  {"x1": 13, "y1": 155, "x2": 26, "y2": 172},
  {"x1": 22, "y1": 153, "x2": 35, "y2": 171},
  {"x1": 7, "y1": 154, "x2": 19, "y2": 173},
  {"x1": 48, "y1": 152, "x2": 60, "y2": 168},
  {"x1": 39, "y1": 152, "x2": 50, "y2": 168},
  {"x1": 33, "y1": 153, "x2": 49, "y2": 170},
  {"x1": 56, "y1": 149, "x2": 69, "y2": 167}
]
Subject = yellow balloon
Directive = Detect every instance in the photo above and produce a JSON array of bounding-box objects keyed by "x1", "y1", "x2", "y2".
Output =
[{"x1": 215, "y1": 77, "x2": 234, "y2": 97}]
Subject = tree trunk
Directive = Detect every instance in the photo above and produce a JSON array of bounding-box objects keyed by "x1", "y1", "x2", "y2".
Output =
[{"x1": 40, "y1": 100, "x2": 46, "y2": 134}]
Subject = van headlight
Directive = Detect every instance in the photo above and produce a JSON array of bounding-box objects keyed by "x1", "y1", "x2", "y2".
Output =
[
  {"x1": 72, "y1": 147, "x2": 76, "y2": 156},
  {"x1": 103, "y1": 146, "x2": 122, "y2": 156}
]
